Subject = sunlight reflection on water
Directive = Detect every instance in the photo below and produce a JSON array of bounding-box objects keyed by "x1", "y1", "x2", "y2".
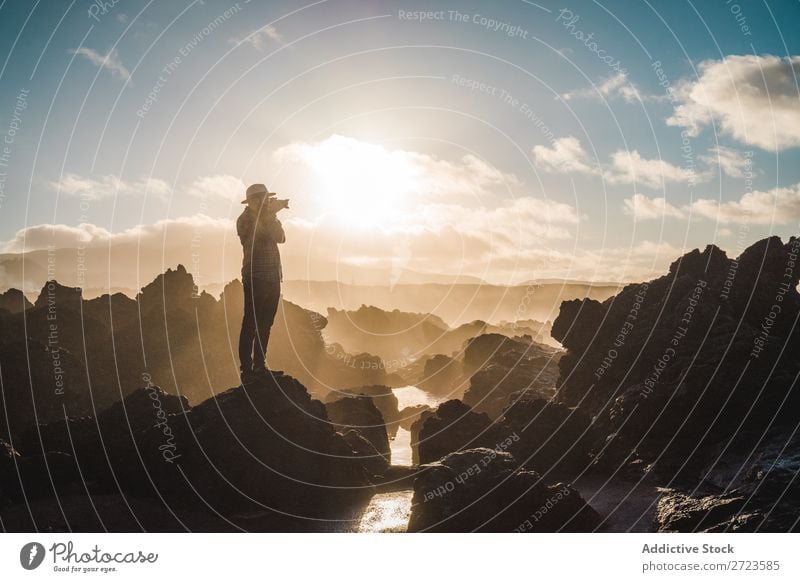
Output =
[
  {"x1": 390, "y1": 386, "x2": 441, "y2": 467},
  {"x1": 391, "y1": 427, "x2": 412, "y2": 466},
  {"x1": 356, "y1": 386, "x2": 441, "y2": 532},
  {"x1": 357, "y1": 490, "x2": 414, "y2": 533},
  {"x1": 393, "y1": 385, "x2": 441, "y2": 410}
]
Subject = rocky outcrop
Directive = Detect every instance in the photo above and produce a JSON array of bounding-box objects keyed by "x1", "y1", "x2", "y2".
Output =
[
  {"x1": 503, "y1": 398, "x2": 597, "y2": 477},
  {"x1": 325, "y1": 396, "x2": 390, "y2": 474},
  {"x1": 0, "y1": 267, "x2": 405, "y2": 416},
  {"x1": 408, "y1": 449, "x2": 600, "y2": 532},
  {"x1": 326, "y1": 385, "x2": 399, "y2": 435},
  {"x1": 415, "y1": 354, "x2": 462, "y2": 397},
  {"x1": 0, "y1": 339, "x2": 93, "y2": 442},
  {"x1": 0, "y1": 439, "x2": 21, "y2": 506},
  {"x1": 552, "y1": 237, "x2": 800, "y2": 484},
  {"x1": 657, "y1": 429, "x2": 800, "y2": 532},
  {"x1": 177, "y1": 374, "x2": 372, "y2": 516},
  {"x1": 0, "y1": 288, "x2": 31, "y2": 314},
  {"x1": 5, "y1": 373, "x2": 375, "y2": 524},
  {"x1": 413, "y1": 400, "x2": 505, "y2": 465},
  {"x1": 462, "y1": 335, "x2": 560, "y2": 419}
]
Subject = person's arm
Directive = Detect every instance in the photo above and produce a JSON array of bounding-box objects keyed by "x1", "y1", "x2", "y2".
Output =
[
  {"x1": 237, "y1": 210, "x2": 255, "y2": 245},
  {"x1": 269, "y1": 218, "x2": 286, "y2": 244},
  {"x1": 255, "y1": 213, "x2": 286, "y2": 244}
]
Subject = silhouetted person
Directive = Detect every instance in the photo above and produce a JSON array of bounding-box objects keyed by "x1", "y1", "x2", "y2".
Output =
[{"x1": 237, "y1": 183, "x2": 286, "y2": 382}]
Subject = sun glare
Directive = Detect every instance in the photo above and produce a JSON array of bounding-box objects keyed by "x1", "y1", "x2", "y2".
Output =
[{"x1": 302, "y1": 136, "x2": 421, "y2": 227}]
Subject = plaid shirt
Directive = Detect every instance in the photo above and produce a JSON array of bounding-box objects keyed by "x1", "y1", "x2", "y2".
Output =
[{"x1": 237, "y1": 208, "x2": 285, "y2": 282}]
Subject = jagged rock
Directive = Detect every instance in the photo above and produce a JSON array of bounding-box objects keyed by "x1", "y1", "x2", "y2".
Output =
[
  {"x1": 176, "y1": 372, "x2": 373, "y2": 516},
  {"x1": 0, "y1": 339, "x2": 92, "y2": 442},
  {"x1": 33, "y1": 280, "x2": 83, "y2": 311},
  {"x1": 0, "y1": 268, "x2": 405, "y2": 417},
  {"x1": 416, "y1": 354, "x2": 461, "y2": 397},
  {"x1": 0, "y1": 288, "x2": 31, "y2": 314},
  {"x1": 8, "y1": 373, "x2": 375, "y2": 520},
  {"x1": 325, "y1": 396, "x2": 390, "y2": 473},
  {"x1": 12, "y1": 385, "x2": 190, "y2": 501},
  {"x1": 414, "y1": 400, "x2": 505, "y2": 465},
  {"x1": 503, "y1": 398, "x2": 597, "y2": 476},
  {"x1": 326, "y1": 385, "x2": 399, "y2": 435},
  {"x1": 657, "y1": 428, "x2": 800, "y2": 532},
  {"x1": 408, "y1": 449, "x2": 600, "y2": 532},
  {"x1": 0, "y1": 439, "x2": 21, "y2": 505},
  {"x1": 13, "y1": 452, "x2": 86, "y2": 501},
  {"x1": 551, "y1": 236, "x2": 800, "y2": 482},
  {"x1": 340, "y1": 429, "x2": 387, "y2": 478},
  {"x1": 463, "y1": 336, "x2": 560, "y2": 419}
]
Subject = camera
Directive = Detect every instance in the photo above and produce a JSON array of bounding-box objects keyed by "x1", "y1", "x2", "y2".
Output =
[{"x1": 267, "y1": 197, "x2": 290, "y2": 212}]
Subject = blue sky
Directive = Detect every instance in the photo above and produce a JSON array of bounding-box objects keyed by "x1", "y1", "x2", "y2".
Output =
[{"x1": 0, "y1": 0, "x2": 798, "y2": 285}]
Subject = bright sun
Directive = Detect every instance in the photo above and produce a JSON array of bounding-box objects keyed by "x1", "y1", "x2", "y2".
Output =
[{"x1": 294, "y1": 135, "x2": 422, "y2": 228}]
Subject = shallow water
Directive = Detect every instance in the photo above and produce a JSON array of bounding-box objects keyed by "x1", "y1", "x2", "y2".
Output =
[
  {"x1": 356, "y1": 386, "x2": 439, "y2": 532},
  {"x1": 391, "y1": 427, "x2": 413, "y2": 466},
  {"x1": 357, "y1": 490, "x2": 414, "y2": 533},
  {"x1": 393, "y1": 385, "x2": 442, "y2": 410},
  {"x1": 389, "y1": 386, "x2": 442, "y2": 467}
]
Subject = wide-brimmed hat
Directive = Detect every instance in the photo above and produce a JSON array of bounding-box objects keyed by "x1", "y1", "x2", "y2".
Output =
[{"x1": 241, "y1": 183, "x2": 276, "y2": 204}]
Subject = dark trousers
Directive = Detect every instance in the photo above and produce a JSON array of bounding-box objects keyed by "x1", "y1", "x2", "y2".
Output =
[{"x1": 238, "y1": 276, "x2": 281, "y2": 372}]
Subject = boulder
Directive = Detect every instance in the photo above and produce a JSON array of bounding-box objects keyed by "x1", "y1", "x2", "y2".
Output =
[
  {"x1": 0, "y1": 288, "x2": 32, "y2": 314},
  {"x1": 408, "y1": 448, "x2": 600, "y2": 532},
  {"x1": 325, "y1": 396, "x2": 390, "y2": 473},
  {"x1": 657, "y1": 429, "x2": 800, "y2": 532},
  {"x1": 416, "y1": 354, "x2": 462, "y2": 397},
  {"x1": 8, "y1": 373, "x2": 375, "y2": 521},
  {"x1": 503, "y1": 397, "x2": 597, "y2": 477},
  {"x1": 414, "y1": 400, "x2": 505, "y2": 465},
  {"x1": 340, "y1": 429, "x2": 388, "y2": 478},
  {"x1": 0, "y1": 339, "x2": 93, "y2": 442},
  {"x1": 0, "y1": 439, "x2": 21, "y2": 505},
  {"x1": 175, "y1": 373, "x2": 374, "y2": 516},
  {"x1": 463, "y1": 336, "x2": 560, "y2": 419},
  {"x1": 326, "y1": 385, "x2": 399, "y2": 435}
]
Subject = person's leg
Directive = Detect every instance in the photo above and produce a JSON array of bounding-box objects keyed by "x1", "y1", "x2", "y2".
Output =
[
  {"x1": 253, "y1": 279, "x2": 281, "y2": 371},
  {"x1": 238, "y1": 277, "x2": 256, "y2": 375}
]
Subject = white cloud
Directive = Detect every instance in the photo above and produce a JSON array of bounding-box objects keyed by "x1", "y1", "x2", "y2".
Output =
[
  {"x1": 187, "y1": 174, "x2": 245, "y2": 202},
  {"x1": 690, "y1": 183, "x2": 800, "y2": 224},
  {"x1": 50, "y1": 173, "x2": 170, "y2": 200},
  {"x1": 70, "y1": 47, "x2": 130, "y2": 80},
  {"x1": 533, "y1": 137, "x2": 600, "y2": 175},
  {"x1": 230, "y1": 25, "x2": 283, "y2": 50},
  {"x1": 561, "y1": 73, "x2": 645, "y2": 103},
  {"x1": 667, "y1": 55, "x2": 800, "y2": 152},
  {"x1": 699, "y1": 146, "x2": 753, "y2": 179},
  {"x1": 623, "y1": 193, "x2": 685, "y2": 220},
  {"x1": 534, "y1": 136, "x2": 704, "y2": 188},
  {"x1": 0, "y1": 214, "x2": 232, "y2": 254},
  {"x1": 418, "y1": 197, "x2": 581, "y2": 244},
  {"x1": 607, "y1": 149, "x2": 704, "y2": 189},
  {"x1": 51, "y1": 173, "x2": 247, "y2": 203},
  {"x1": 625, "y1": 182, "x2": 800, "y2": 224}
]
